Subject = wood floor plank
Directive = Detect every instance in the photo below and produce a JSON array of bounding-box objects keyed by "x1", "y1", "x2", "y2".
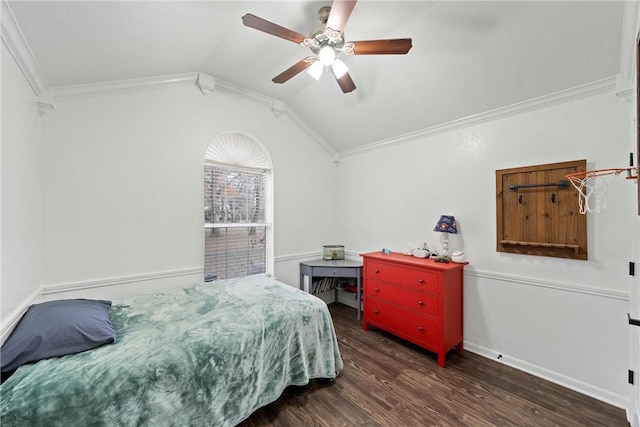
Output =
[{"x1": 240, "y1": 304, "x2": 628, "y2": 427}]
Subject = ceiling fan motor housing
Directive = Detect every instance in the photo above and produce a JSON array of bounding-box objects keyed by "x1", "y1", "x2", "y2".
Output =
[
  {"x1": 308, "y1": 7, "x2": 345, "y2": 54},
  {"x1": 241, "y1": 0, "x2": 412, "y2": 93},
  {"x1": 318, "y1": 6, "x2": 331, "y2": 24}
]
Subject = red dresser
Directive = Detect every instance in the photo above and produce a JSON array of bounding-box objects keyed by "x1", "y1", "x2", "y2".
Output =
[{"x1": 361, "y1": 251, "x2": 465, "y2": 367}]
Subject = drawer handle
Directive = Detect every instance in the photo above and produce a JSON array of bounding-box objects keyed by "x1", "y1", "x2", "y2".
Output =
[
  {"x1": 374, "y1": 269, "x2": 380, "y2": 274},
  {"x1": 374, "y1": 309, "x2": 380, "y2": 315},
  {"x1": 374, "y1": 287, "x2": 380, "y2": 292},
  {"x1": 418, "y1": 300, "x2": 424, "y2": 306},
  {"x1": 418, "y1": 278, "x2": 424, "y2": 284},
  {"x1": 418, "y1": 326, "x2": 424, "y2": 332}
]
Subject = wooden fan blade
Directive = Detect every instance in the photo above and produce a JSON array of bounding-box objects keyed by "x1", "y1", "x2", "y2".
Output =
[
  {"x1": 326, "y1": 0, "x2": 357, "y2": 32},
  {"x1": 272, "y1": 57, "x2": 315, "y2": 84},
  {"x1": 333, "y1": 70, "x2": 356, "y2": 93},
  {"x1": 351, "y1": 38, "x2": 413, "y2": 55},
  {"x1": 241, "y1": 14, "x2": 306, "y2": 44}
]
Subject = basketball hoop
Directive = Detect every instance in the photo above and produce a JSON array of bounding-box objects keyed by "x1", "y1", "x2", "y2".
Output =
[{"x1": 565, "y1": 167, "x2": 638, "y2": 214}]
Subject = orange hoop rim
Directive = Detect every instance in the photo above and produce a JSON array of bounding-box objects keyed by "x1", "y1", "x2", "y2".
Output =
[{"x1": 566, "y1": 167, "x2": 638, "y2": 181}]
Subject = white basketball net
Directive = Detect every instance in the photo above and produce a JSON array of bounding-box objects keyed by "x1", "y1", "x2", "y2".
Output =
[{"x1": 566, "y1": 168, "x2": 637, "y2": 214}]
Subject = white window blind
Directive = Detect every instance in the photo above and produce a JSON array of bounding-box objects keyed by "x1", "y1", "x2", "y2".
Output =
[{"x1": 204, "y1": 164, "x2": 268, "y2": 281}]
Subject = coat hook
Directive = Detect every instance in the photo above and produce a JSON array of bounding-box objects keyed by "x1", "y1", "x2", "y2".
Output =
[
  {"x1": 518, "y1": 195, "x2": 522, "y2": 204},
  {"x1": 551, "y1": 193, "x2": 556, "y2": 203}
]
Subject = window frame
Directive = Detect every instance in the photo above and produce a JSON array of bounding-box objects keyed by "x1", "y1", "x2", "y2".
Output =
[{"x1": 204, "y1": 133, "x2": 274, "y2": 280}]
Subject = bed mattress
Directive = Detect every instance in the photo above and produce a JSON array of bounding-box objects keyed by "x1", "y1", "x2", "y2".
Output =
[{"x1": 0, "y1": 274, "x2": 343, "y2": 426}]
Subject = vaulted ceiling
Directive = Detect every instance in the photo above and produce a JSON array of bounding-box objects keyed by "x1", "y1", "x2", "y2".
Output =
[{"x1": 5, "y1": 1, "x2": 627, "y2": 154}]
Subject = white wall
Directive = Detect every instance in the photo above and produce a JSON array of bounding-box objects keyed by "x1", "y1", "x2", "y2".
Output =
[
  {"x1": 0, "y1": 44, "x2": 43, "y2": 331},
  {"x1": 1, "y1": 15, "x2": 634, "y2": 414},
  {"x1": 36, "y1": 84, "x2": 337, "y2": 298},
  {"x1": 25, "y1": 77, "x2": 634, "y2": 409},
  {"x1": 335, "y1": 92, "x2": 635, "y2": 407}
]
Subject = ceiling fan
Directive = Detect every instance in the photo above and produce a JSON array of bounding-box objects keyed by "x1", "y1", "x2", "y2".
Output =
[{"x1": 241, "y1": 0, "x2": 412, "y2": 94}]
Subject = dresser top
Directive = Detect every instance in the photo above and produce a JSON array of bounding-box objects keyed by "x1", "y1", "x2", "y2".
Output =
[{"x1": 360, "y1": 251, "x2": 466, "y2": 271}]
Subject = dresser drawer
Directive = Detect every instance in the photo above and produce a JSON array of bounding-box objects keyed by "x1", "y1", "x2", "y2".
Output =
[
  {"x1": 366, "y1": 298, "x2": 438, "y2": 348},
  {"x1": 366, "y1": 280, "x2": 438, "y2": 317},
  {"x1": 310, "y1": 266, "x2": 358, "y2": 277},
  {"x1": 366, "y1": 261, "x2": 439, "y2": 295},
  {"x1": 362, "y1": 252, "x2": 464, "y2": 368}
]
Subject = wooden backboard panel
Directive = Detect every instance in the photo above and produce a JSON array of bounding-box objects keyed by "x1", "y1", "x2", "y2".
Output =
[{"x1": 496, "y1": 160, "x2": 587, "y2": 260}]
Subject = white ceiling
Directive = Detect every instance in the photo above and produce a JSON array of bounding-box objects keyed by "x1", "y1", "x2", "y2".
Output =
[{"x1": 6, "y1": 1, "x2": 625, "y2": 153}]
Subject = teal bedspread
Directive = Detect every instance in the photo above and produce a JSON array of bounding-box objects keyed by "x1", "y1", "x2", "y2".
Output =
[{"x1": 1, "y1": 274, "x2": 343, "y2": 426}]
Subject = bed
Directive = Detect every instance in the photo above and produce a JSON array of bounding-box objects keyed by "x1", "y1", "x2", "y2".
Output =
[{"x1": 0, "y1": 274, "x2": 343, "y2": 426}]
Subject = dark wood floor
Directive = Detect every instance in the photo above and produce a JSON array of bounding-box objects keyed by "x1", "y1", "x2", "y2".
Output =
[{"x1": 240, "y1": 303, "x2": 628, "y2": 427}]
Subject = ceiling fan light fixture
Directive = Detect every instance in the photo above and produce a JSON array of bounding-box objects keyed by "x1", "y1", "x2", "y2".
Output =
[
  {"x1": 242, "y1": 3, "x2": 413, "y2": 94},
  {"x1": 307, "y1": 60, "x2": 323, "y2": 80},
  {"x1": 318, "y1": 45, "x2": 336, "y2": 66},
  {"x1": 331, "y1": 59, "x2": 348, "y2": 78}
]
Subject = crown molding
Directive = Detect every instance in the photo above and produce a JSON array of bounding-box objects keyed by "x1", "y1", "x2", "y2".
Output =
[
  {"x1": 0, "y1": 0, "x2": 48, "y2": 95},
  {"x1": 195, "y1": 72, "x2": 215, "y2": 95},
  {"x1": 1, "y1": 0, "x2": 631, "y2": 163},
  {"x1": 52, "y1": 73, "x2": 200, "y2": 101},
  {"x1": 42, "y1": 71, "x2": 623, "y2": 161},
  {"x1": 19, "y1": 65, "x2": 620, "y2": 162},
  {"x1": 37, "y1": 101, "x2": 55, "y2": 116},
  {"x1": 51, "y1": 72, "x2": 265, "y2": 103},
  {"x1": 206, "y1": 79, "x2": 335, "y2": 157},
  {"x1": 615, "y1": 78, "x2": 636, "y2": 104},
  {"x1": 283, "y1": 104, "x2": 337, "y2": 157},
  {"x1": 50, "y1": 72, "x2": 337, "y2": 158},
  {"x1": 270, "y1": 99, "x2": 286, "y2": 116},
  {"x1": 338, "y1": 77, "x2": 617, "y2": 158},
  {"x1": 36, "y1": 88, "x2": 55, "y2": 115},
  {"x1": 213, "y1": 78, "x2": 273, "y2": 107}
]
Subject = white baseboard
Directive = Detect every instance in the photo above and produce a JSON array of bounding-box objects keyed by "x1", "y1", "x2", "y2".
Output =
[{"x1": 464, "y1": 341, "x2": 628, "y2": 410}]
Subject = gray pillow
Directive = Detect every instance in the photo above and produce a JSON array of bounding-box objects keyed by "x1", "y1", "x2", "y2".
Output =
[{"x1": 1, "y1": 299, "x2": 116, "y2": 373}]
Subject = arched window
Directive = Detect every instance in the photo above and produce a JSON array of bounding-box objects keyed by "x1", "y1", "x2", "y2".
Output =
[{"x1": 204, "y1": 132, "x2": 273, "y2": 281}]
